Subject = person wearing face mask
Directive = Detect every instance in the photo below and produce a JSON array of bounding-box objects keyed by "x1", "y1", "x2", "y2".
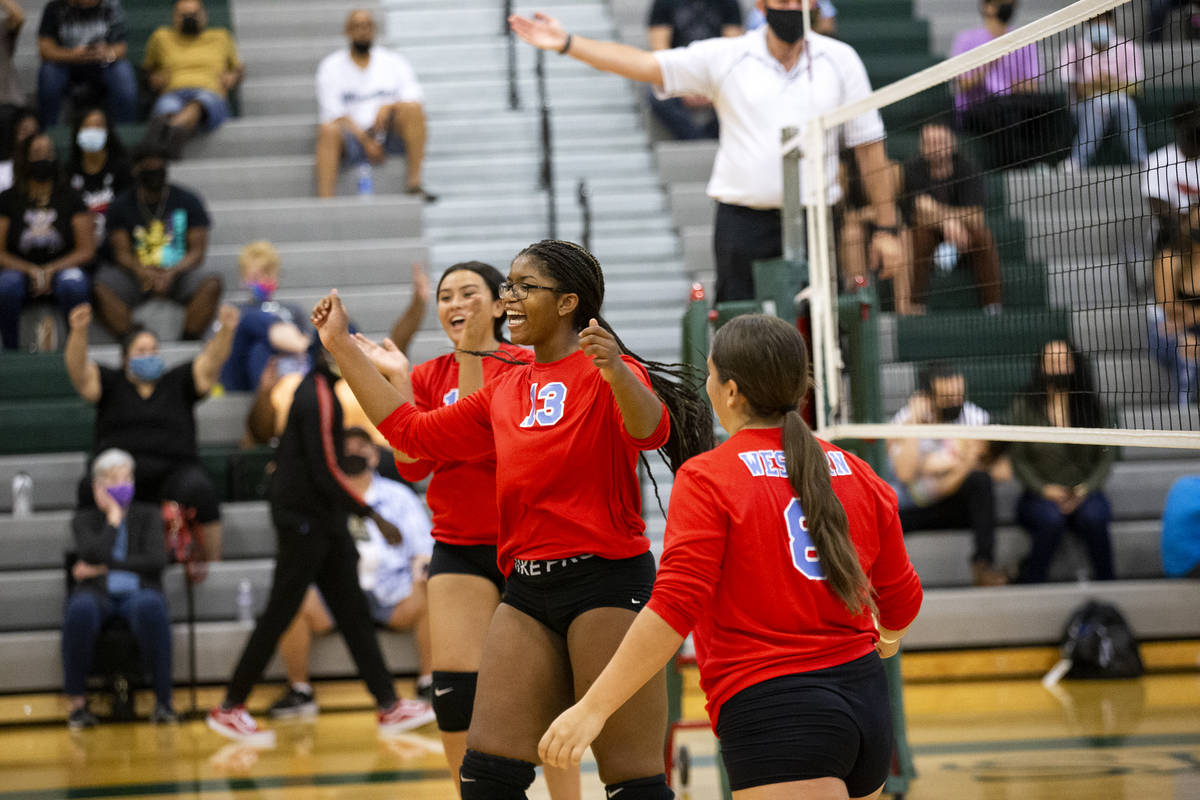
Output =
[
  {"x1": 1058, "y1": 10, "x2": 1146, "y2": 170},
  {"x1": 1008, "y1": 340, "x2": 1115, "y2": 584},
  {"x1": 315, "y1": 9, "x2": 436, "y2": 201},
  {"x1": 208, "y1": 348, "x2": 438, "y2": 746},
  {"x1": 63, "y1": 301, "x2": 239, "y2": 561},
  {"x1": 266, "y1": 426, "x2": 435, "y2": 721},
  {"x1": 34, "y1": 0, "x2": 137, "y2": 128},
  {"x1": 886, "y1": 361, "x2": 1007, "y2": 586},
  {"x1": 143, "y1": 0, "x2": 243, "y2": 159},
  {"x1": 62, "y1": 448, "x2": 175, "y2": 729},
  {"x1": 950, "y1": 0, "x2": 1066, "y2": 171},
  {"x1": 92, "y1": 141, "x2": 220, "y2": 341},
  {"x1": 66, "y1": 106, "x2": 130, "y2": 255},
  {"x1": 0, "y1": 131, "x2": 94, "y2": 350},
  {"x1": 510, "y1": 0, "x2": 903, "y2": 305}
]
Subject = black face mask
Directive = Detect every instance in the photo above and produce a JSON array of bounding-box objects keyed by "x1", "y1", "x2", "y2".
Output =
[
  {"x1": 1044, "y1": 373, "x2": 1073, "y2": 390},
  {"x1": 180, "y1": 15, "x2": 201, "y2": 35},
  {"x1": 341, "y1": 454, "x2": 370, "y2": 476},
  {"x1": 937, "y1": 404, "x2": 963, "y2": 423},
  {"x1": 28, "y1": 159, "x2": 57, "y2": 182},
  {"x1": 137, "y1": 166, "x2": 167, "y2": 193},
  {"x1": 765, "y1": 8, "x2": 806, "y2": 45},
  {"x1": 351, "y1": 39, "x2": 372, "y2": 56},
  {"x1": 993, "y1": 2, "x2": 1015, "y2": 23}
]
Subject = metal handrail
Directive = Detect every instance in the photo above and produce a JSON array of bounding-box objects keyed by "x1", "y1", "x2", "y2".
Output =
[
  {"x1": 503, "y1": 0, "x2": 519, "y2": 109},
  {"x1": 577, "y1": 179, "x2": 592, "y2": 253},
  {"x1": 536, "y1": 49, "x2": 557, "y2": 238}
]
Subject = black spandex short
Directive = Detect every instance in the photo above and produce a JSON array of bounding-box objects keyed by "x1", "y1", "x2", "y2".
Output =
[
  {"x1": 427, "y1": 542, "x2": 505, "y2": 595},
  {"x1": 716, "y1": 653, "x2": 892, "y2": 796},
  {"x1": 501, "y1": 551, "x2": 655, "y2": 637}
]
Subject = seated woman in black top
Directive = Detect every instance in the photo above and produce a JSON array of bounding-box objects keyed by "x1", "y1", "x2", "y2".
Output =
[
  {"x1": 0, "y1": 132, "x2": 94, "y2": 349},
  {"x1": 65, "y1": 106, "x2": 132, "y2": 254},
  {"x1": 64, "y1": 300, "x2": 239, "y2": 559}
]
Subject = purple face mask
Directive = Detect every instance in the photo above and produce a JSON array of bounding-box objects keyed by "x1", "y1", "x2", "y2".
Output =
[{"x1": 106, "y1": 482, "x2": 135, "y2": 508}]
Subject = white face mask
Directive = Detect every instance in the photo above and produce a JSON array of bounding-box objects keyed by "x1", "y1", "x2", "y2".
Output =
[{"x1": 76, "y1": 127, "x2": 108, "y2": 153}]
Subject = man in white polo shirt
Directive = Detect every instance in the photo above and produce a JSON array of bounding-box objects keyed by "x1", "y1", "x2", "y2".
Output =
[
  {"x1": 512, "y1": 0, "x2": 901, "y2": 302},
  {"x1": 1143, "y1": 101, "x2": 1200, "y2": 250},
  {"x1": 314, "y1": 9, "x2": 435, "y2": 201}
]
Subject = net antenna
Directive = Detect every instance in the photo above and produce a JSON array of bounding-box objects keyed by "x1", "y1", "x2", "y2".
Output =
[{"x1": 796, "y1": 0, "x2": 1200, "y2": 451}]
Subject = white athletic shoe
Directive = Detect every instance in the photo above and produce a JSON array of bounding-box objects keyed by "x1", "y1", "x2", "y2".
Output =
[
  {"x1": 206, "y1": 705, "x2": 276, "y2": 747},
  {"x1": 377, "y1": 698, "x2": 437, "y2": 737}
]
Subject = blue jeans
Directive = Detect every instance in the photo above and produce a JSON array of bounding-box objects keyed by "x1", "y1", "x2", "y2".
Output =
[
  {"x1": 1147, "y1": 305, "x2": 1199, "y2": 404},
  {"x1": 152, "y1": 88, "x2": 231, "y2": 131},
  {"x1": 1016, "y1": 490, "x2": 1115, "y2": 583},
  {"x1": 1070, "y1": 93, "x2": 1147, "y2": 167},
  {"x1": 0, "y1": 267, "x2": 90, "y2": 350},
  {"x1": 61, "y1": 588, "x2": 174, "y2": 708},
  {"x1": 647, "y1": 90, "x2": 719, "y2": 141},
  {"x1": 37, "y1": 59, "x2": 138, "y2": 127}
]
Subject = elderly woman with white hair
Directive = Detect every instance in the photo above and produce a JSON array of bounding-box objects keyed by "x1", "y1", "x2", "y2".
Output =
[{"x1": 63, "y1": 448, "x2": 174, "y2": 730}]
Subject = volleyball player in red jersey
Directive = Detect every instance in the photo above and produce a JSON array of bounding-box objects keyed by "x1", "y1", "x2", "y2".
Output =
[
  {"x1": 313, "y1": 240, "x2": 712, "y2": 800},
  {"x1": 539, "y1": 314, "x2": 924, "y2": 800},
  {"x1": 354, "y1": 261, "x2": 578, "y2": 799}
]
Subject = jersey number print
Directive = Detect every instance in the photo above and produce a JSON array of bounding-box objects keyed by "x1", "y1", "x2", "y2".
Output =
[
  {"x1": 785, "y1": 498, "x2": 826, "y2": 581},
  {"x1": 520, "y1": 382, "x2": 567, "y2": 427}
]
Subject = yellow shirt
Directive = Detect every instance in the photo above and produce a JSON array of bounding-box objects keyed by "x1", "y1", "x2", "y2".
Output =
[{"x1": 144, "y1": 27, "x2": 241, "y2": 97}]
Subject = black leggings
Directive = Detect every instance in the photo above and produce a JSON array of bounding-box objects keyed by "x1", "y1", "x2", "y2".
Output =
[
  {"x1": 223, "y1": 509, "x2": 396, "y2": 708},
  {"x1": 899, "y1": 470, "x2": 997, "y2": 565}
]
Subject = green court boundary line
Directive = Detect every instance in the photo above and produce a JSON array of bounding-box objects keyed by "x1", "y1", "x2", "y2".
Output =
[{"x1": 7, "y1": 731, "x2": 1200, "y2": 799}]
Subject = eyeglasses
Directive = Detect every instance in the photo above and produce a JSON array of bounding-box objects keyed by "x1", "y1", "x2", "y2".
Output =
[{"x1": 499, "y1": 280, "x2": 566, "y2": 300}]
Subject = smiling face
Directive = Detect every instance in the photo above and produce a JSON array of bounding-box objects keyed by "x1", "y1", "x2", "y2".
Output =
[
  {"x1": 437, "y1": 268, "x2": 502, "y2": 347},
  {"x1": 502, "y1": 255, "x2": 576, "y2": 346}
]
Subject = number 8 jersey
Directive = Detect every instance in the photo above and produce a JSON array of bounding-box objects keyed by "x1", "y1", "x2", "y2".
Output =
[
  {"x1": 646, "y1": 427, "x2": 923, "y2": 729},
  {"x1": 378, "y1": 349, "x2": 670, "y2": 574}
]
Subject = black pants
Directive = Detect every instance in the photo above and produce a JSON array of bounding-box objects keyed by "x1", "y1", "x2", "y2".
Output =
[
  {"x1": 899, "y1": 470, "x2": 996, "y2": 565},
  {"x1": 713, "y1": 202, "x2": 783, "y2": 303},
  {"x1": 224, "y1": 508, "x2": 396, "y2": 708}
]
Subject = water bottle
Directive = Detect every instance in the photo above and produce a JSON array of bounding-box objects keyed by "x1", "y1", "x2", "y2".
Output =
[
  {"x1": 236, "y1": 579, "x2": 254, "y2": 624},
  {"x1": 356, "y1": 162, "x2": 374, "y2": 197},
  {"x1": 11, "y1": 472, "x2": 32, "y2": 518}
]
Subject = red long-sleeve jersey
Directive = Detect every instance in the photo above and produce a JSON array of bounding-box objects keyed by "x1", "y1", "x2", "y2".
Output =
[
  {"x1": 378, "y1": 349, "x2": 670, "y2": 573},
  {"x1": 647, "y1": 427, "x2": 923, "y2": 729},
  {"x1": 394, "y1": 344, "x2": 532, "y2": 546}
]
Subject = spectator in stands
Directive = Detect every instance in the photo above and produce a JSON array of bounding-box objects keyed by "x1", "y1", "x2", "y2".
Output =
[
  {"x1": 64, "y1": 301, "x2": 238, "y2": 560},
  {"x1": 143, "y1": 0, "x2": 244, "y2": 159},
  {"x1": 0, "y1": 0, "x2": 27, "y2": 122},
  {"x1": 1059, "y1": 10, "x2": 1146, "y2": 170},
  {"x1": 645, "y1": 0, "x2": 742, "y2": 140},
  {"x1": 511, "y1": 0, "x2": 904, "y2": 303},
  {"x1": 92, "y1": 142, "x2": 220, "y2": 341},
  {"x1": 951, "y1": 0, "x2": 1064, "y2": 170},
  {"x1": 903, "y1": 121, "x2": 1003, "y2": 314},
  {"x1": 65, "y1": 106, "x2": 130, "y2": 257},
  {"x1": 0, "y1": 131, "x2": 94, "y2": 351},
  {"x1": 63, "y1": 447, "x2": 176, "y2": 729},
  {"x1": 1147, "y1": 0, "x2": 1196, "y2": 42},
  {"x1": 0, "y1": 106, "x2": 37, "y2": 192},
  {"x1": 1009, "y1": 340, "x2": 1115, "y2": 583},
  {"x1": 887, "y1": 361, "x2": 1007, "y2": 586},
  {"x1": 315, "y1": 9, "x2": 435, "y2": 202},
  {"x1": 1143, "y1": 102, "x2": 1200, "y2": 253},
  {"x1": 1148, "y1": 205, "x2": 1200, "y2": 405},
  {"x1": 838, "y1": 148, "x2": 914, "y2": 312},
  {"x1": 745, "y1": 0, "x2": 837, "y2": 36},
  {"x1": 1162, "y1": 475, "x2": 1200, "y2": 577},
  {"x1": 35, "y1": 0, "x2": 137, "y2": 128},
  {"x1": 268, "y1": 426, "x2": 434, "y2": 718}
]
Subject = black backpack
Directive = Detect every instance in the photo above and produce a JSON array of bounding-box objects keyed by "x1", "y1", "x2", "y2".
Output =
[{"x1": 1060, "y1": 600, "x2": 1145, "y2": 679}]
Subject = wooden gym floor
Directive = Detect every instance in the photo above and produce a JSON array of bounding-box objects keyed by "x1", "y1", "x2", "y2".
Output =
[{"x1": 1, "y1": 654, "x2": 1198, "y2": 799}]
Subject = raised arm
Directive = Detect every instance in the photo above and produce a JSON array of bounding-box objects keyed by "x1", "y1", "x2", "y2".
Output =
[
  {"x1": 192, "y1": 304, "x2": 240, "y2": 396},
  {"x1": 388, "y1": 262, "x2": 430, "y2": 355},
  {"x1": 64, "y1": 303, "x2": 101, "y2": 403},
  {"x1": 510, "y1": 12, "x2": 663, "y2": 85},
  {"x1": 314, "y1": 292, "x2": 412, "y2": 423},
  {"x1": 580, "y1": 319, "x2": 664, "y2": 439}
]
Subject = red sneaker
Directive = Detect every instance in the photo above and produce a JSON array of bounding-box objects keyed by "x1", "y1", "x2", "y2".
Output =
[
  {"x1": 206, "y1": 705, "x2": 276, "y2": 747},
  {"x1": 377, "y1": 698, "x2": 436, "y2": 737}
]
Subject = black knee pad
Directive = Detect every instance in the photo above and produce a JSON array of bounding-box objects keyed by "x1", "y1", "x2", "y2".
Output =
[
  {"x1": 459, "y1": 749, "x2": 536, "y2": 800},
  {"x1": 605, "y1": 774, "x2": 674, "y2": 799},
  {"x1": 431, "y1": 670, "x2": 476, "y2": 732}
]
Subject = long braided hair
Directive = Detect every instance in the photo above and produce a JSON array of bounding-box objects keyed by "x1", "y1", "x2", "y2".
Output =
[{"x1": 504, "y1": 239, "x2": 714, "y2": 475}]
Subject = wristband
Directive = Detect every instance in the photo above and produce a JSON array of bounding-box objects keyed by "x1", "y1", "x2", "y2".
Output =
[{"x1": 559, "y1": 34, "x2": 573, "y2": 55}]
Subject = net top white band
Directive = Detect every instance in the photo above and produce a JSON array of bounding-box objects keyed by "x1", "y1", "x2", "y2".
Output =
[{"x1": 819, "y1": 424, "x2": 1200, "y2": 451}]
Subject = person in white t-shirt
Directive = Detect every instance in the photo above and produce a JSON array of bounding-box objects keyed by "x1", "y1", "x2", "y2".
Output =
[
  {"x1": 314, "y1": 9, "x2": 435, "y2": 201},
  {"x1": 1143, "y1": 101, "x2": 1200, "y2": 250},
  {"x1": 267, "y1": 426, "x2": 436, "y2": 719},
  {"x1": 511, "y1": 0, "x2": 903, "y2": 303}
]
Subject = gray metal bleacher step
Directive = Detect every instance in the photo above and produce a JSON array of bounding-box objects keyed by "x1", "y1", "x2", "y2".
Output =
[
  {"x1": 207, "y1": 238, "x2": 429, "y2": 289},
  {"x1": 429, "y1": 231, "x2": 680, "y2": 272},
  {"x1": 1045, "y1": 257, "x2": 1147, "y2": 310},
  {"x1": 428, "y1": 215, "x2": 674, "y2": 245},
  {"x1": 1120, "y1": 403, "x2": 1200, "y2": 431},
  {"x1": 668, "y1": 183, "x2": 714, "y2": 229},
  {"x1": 204, "y1": 195, "x2": 421, "y2": 244},
  {"x1": 654, "y1": 140, "x2": 718, "y2": 184},
  {"x1": 1005, "y1": 167, "x2": 1151, "y2": 217}
]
